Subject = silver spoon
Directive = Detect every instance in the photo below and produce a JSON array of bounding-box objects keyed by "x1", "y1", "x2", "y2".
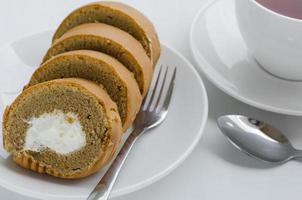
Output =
[{"x1": 217, "y1": 115, "x2": 302, "y2": 163}]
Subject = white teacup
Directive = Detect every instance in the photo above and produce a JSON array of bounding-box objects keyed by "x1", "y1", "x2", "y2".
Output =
[{"x1": 235, "y1": 0, "x2": 302, "y2": 80}]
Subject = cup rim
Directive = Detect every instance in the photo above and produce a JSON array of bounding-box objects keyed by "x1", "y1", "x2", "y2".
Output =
[{"x1": 251, "y1": 0, "x2": 302, "y2": 22}]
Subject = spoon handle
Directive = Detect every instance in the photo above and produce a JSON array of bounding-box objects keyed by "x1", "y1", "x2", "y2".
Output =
[{"x1": 292, "y1": 149, "x2": 302, "y2": 159}]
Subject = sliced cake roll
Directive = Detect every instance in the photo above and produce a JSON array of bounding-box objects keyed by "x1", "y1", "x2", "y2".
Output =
[
  {"x1": 3, "y1": 78, "x2": 123, "y2": 179},
  {"x1": 43, "y1": 23, "x2": 153, "y2": 97},
  {"x1": 26, "y1": 50, "x2": 142, "y2": 131},
  {"x1": 52, "y1": 1, "x2": 161, "y2": 64}
]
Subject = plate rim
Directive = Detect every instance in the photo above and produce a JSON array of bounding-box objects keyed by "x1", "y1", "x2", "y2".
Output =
[
  {"x1": 190, "y1": 0, "x2": 302, "y2": 116},
  {"x1": 0, "y1": 36, "x2": 209, "y2": 199}
]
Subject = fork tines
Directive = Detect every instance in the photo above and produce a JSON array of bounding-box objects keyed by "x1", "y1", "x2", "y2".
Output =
[{"x1": 142, "y1": 65, "x2": 177, "y2": 112}]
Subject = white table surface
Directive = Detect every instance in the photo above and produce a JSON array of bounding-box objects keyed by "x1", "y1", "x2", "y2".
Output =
[{"x1": 1, "y1": 0, "x2": 302, "y2": 199}]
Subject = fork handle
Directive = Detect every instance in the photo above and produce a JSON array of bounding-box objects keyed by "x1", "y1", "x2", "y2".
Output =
[{"x1": 87, "y1": 128, "x2": 144, "y2": 200}]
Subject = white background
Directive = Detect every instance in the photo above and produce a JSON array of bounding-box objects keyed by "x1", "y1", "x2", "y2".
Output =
[{"x1": 1, "y1": 0, "x2": 302, "y2": 199}]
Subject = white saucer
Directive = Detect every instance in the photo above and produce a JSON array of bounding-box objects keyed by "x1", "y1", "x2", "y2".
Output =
[
  {"x1": 190, "y1": 0, "x2": 302, "y2": 116},
  {"x1": 0, "y1": 31, "x2": 208, "y2": 199}
]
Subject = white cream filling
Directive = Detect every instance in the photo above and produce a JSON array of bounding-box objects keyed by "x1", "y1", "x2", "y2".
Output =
[{"x1": 24, "y1": 110, "x2": 86, "y2": 155}]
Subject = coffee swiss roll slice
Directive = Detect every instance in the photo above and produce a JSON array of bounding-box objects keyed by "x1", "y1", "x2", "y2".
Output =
[
  {"x1": 52, "y1": 1, "x2": 161, "y2": 65},
  {"x1": 26, "y1": 50, "x2": 142, "y2": 131},
  {"x1": 43, "y1": 23, "x2": 153, "y2": 97},
  {"x1": 3, "y1": 78, "x2": 123, "y2": 179}
]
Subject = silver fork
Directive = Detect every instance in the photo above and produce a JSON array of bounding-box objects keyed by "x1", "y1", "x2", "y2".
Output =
[{"x1": 87, "y1": 65, "x2": 177, "y2": 200}]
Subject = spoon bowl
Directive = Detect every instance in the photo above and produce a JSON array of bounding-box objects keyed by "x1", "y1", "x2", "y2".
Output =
[{"x1": 217, "y1": 115, "x2": 301, "y2": 163}]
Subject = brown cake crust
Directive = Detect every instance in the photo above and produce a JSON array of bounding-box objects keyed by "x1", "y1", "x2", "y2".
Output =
[
  {"x1": 52, "y1": 1, "x2": 161, "y2": 64},
  {"x1": 3, "y1": 78, "x2": 123, "y2": 178},
  {"x1": 44, "y1": 23, "x2": 153, "y2": 97},
  {"x1": 27, "y1": 50, "x2": 142, "y2": 131}
]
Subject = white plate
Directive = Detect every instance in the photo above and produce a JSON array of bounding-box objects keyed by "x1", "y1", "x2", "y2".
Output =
[
  {"x1": 190, "y1": 0, "x2": 302, "y2": 116},
  {"x1": 0, "y1": 31, "x2": 208, "y2": 200}
]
